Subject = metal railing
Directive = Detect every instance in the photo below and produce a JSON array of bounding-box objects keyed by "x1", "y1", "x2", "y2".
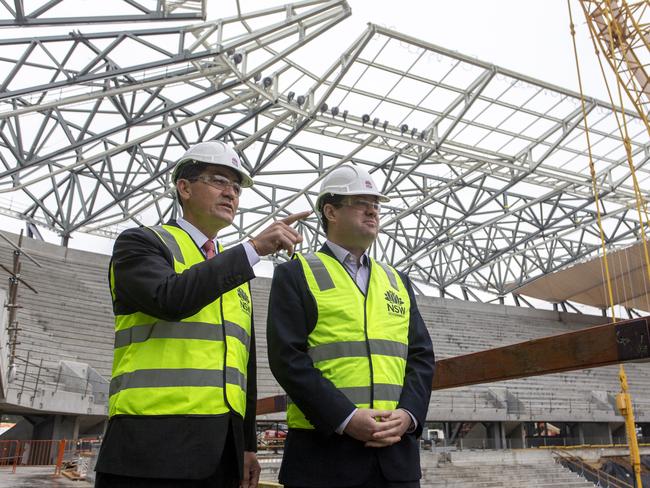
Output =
[
  {"x1": 553, "y1": 449, "x2": 634, "y2": 488},
  {"x1": 7, "y1": 353, "x2": 108, "y2": 406},
  {"x1": 429, "y1": 390, "x2": 650, "y2": 418},
  {"x1": 426, "y1": 436, "x2": 650, "y2": 451}
]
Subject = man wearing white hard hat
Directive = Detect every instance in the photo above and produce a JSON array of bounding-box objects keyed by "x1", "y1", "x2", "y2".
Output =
[
  {"x1": 96, "y1": 141, "x2": 309, "y2": 488},
  {"x1": 267, "y1": 165, "x2": 434, "y2": 487}
]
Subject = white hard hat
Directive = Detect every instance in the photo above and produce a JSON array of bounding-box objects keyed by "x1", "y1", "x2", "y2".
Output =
[
  {"x1": 316, "y1": 165, "x2": 389, "y2": 211},
  {"x1": 172, "y1": 141, "x2": 253, "y2": 187}
]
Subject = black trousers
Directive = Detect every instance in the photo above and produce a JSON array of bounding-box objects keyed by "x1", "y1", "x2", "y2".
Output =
[
  {"x1": 95, "y1": 425, "x2": 239, "y2": 488},
  {"x1": 285, "y1": 455, "x2": 420, "y2": 488},
  {"x1": 286, "y1": 479, "x2": 419, "y2": 488},
  {"x1": 95, "y1": 468, "x2": 238, "y2": 488}
]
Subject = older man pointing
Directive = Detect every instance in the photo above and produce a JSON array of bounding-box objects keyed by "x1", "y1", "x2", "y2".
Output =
[{"x1": 95, "y1": 141, "x2": 309, "y2": 488}]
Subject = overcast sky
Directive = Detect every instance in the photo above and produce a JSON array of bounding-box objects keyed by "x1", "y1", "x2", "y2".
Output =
[{"x1": 219, "y1": 0, "x2": 614, "y2": 102}]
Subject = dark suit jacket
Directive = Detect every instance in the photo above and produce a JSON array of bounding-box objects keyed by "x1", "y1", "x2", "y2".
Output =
[
  {"x1": 95, "y1": 221, "x2": 257, "y2": 480},
  {"x1": 267, "y1": 244, "x2": 435, "y2": 487}
]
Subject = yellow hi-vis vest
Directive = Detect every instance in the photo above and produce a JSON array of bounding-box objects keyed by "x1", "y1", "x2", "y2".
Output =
[
  {"x1": 108, "y1": 225, "x2": 252, "y2": 418},
  {"x1": 287, "y1": 251, "x2": 410, "y2": 429}
]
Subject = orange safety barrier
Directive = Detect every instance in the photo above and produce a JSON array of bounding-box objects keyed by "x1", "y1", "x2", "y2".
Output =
[
  {"x1": 53, "y1": 440, "x2": 66, "y2": 476},
  {"x1": 0, "y1": 438, "x2": 99, "y2": 476},
  {"x1": 0, "y1": 440, "x2": 19, "y2": 473}
]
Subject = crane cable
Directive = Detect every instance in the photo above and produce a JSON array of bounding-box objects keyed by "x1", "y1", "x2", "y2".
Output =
[
  {"x1": 569, "y1": 2, "x2": 647, "y2": 486},
  {"x1": 579, "y1": 0, "x2": 650, "y2": 288},
  {"x1": 567, "y1": 1, "x2": 617, "y2": 319}
]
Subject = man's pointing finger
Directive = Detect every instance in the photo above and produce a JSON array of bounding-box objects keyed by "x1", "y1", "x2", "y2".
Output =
[{"x1": 280, "y1": 210, "x2": 312, "y2": 226}]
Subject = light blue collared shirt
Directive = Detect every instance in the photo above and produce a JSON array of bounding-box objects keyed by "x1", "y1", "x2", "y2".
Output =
[
  {"x1": 177, "y1": 217, "x2": 260, "y2": 267},
  {"x1": 324, "y1": 240, "x2": 417, "y2": 435},
  {"x1": 325, "y1": 240, "x2": 370, "y2": 294}
]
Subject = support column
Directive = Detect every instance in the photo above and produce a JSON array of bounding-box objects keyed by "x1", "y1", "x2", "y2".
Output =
[
  {"x1": 72, "y1": 416, "x2": 80, "y2": 440},
  {"x1": 612, "y1": 422, "x2": 626, "y2": 443},
  {"x1": 485, "y1": 422, "x2": 505, "y2": 449},
  {"x1": 33, "y1": 415, "x2": 79, "y2": 440},
  {"x1": 506, "y1": 422, "x2": 526, "y2": 449},
  {"x1": 53, "y1": 415, "x2": 79, "y2": 440},
  {"x1": 577, "y1": 423, "x2": 585, "y2": 445},
  {"x1": 581, "y1": 422, "x2": 613, "y2": 445},
  {"x1": 30, "y1": 415, "x2": 78, "y2": 465}
]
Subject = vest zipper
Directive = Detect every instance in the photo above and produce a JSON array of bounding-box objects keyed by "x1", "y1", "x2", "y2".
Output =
[
  {"x1": 329, "y1": 253, "x2": 375, "y2": 408},
  {"x1": 363, "y1": 273, "x2": 374, "y2": 409},
  {"x1": 210, "y1": 240, "x2": 233, "y2": 413},
  {"x1": 220, "y1": 297, "x2": 233, "y2": 412}
]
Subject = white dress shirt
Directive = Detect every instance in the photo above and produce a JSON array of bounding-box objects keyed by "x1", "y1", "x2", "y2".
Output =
[{"x1": 177, "y1": 217, "x2": 260, "y2": 267}]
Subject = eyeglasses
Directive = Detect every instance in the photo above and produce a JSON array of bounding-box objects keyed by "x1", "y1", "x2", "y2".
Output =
[
  {"x1": 341, "y1": 198, "x2": 382, "y2": 213},
  {"x1": 191, "y1": 174, "x2": 242, "y2": 196}
]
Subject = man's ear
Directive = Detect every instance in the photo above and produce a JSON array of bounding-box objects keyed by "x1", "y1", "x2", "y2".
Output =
[
  {"x1": 323, "y1": 203, "x2": 337, "y2": 225},
  {"x1": 176, "y1": 179, "x2": 192, "y2": 204}
]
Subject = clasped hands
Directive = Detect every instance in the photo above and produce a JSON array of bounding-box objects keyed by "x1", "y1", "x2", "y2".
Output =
[{"x1": 343, "y1": 408, "x2": 412, "y2": 448}]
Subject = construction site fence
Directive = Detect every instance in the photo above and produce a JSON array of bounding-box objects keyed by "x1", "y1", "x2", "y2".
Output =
[{"x1": 0, "y1": 438, "x2": 100, "y2": 475}]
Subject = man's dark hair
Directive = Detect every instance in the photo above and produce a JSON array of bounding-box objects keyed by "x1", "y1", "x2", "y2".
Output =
[
  {"x1": 319, "y1": 193, "x2": 345, "y2": 233},
  {"x1": 176, "y1": 161, "x2": 211, "y2": 182},
  {"x1": 175, "y1": 161, "x2": 212, "y2": 208}
]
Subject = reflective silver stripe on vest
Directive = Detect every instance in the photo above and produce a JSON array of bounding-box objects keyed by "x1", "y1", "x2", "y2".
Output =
[
  {"x1": 110, "y1": 368, "x2": 222, "y2": 396},
  {"x1": 288, "y1": 384, "x2": 401, "y2": 406},
  {"x1": 303, "y1": 253, "x2": 335, "y2": 291},
  {"x1": 225, "y1": 321, "x2": 250, "y2": 350},
  {"x1": 110, "y1": 367, "x2": 247, "y2": 396},
  {"x1": 114, "y1": 321, "x2": 250, "y2": 350},
  {"x1": 114, "y1": 322, "x2": 223, "y2": 348},
  {"x1": 308, "y1": 339, "x2": 408, "y2": 363},
  {"x1": 374, "y1": 383, "x2": 403, "y2": 403},
  {"x1": 339, "y1": 384, "x2": 402, "y2": 404},
  {"x1": 370, "y1": 339, "x2": 407, "y2": 359},
  {"x1": 376, "y1": 262, "x2": 398, "y2": 290},
  {"x1": 149, "y1": 226, "x2": 185, "y2": 265},
  {"x1": 225, "y1": 366, "x2": 247, "y2": 390},
  {"x1": 338, "y1": 386, "x2": 371, "y2": 404}
]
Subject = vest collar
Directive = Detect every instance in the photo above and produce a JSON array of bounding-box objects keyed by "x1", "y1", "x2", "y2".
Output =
[
  {"x1": 175, "y1": 217, "x2": 218, "y2": 255},
  {"x1": 324, "y1": 240, "x2": 370, "y2": 268},
  {"x1": 320, "y1": 242, "x2": 371, "y2": 265}
]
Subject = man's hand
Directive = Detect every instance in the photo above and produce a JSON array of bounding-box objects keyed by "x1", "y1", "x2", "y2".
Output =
[
  {"x1": 250, "y1": 211, "x2": 311, "y2": 256},
  {"x1": 364, "y1": 409, "x2": 412, "y2": 448},
  {"x1": 343, "y1": 408, "x2": 392, "y2": 442},
  {"x1": 240, "y1": 451, "x2": 261, "y2": 488}
]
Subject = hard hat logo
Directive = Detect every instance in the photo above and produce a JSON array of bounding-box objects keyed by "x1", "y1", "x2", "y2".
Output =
[
  {"x1": 364, "y1": 180, "x2": 373, "y2": 189},
  {"x1": 232, "y1": 157, "x2": 239, "y2": 168}
]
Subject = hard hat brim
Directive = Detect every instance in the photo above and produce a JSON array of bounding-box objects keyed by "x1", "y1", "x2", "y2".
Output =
[
  {"x1": 316, "y1": 189, "x2": 390, "y2": 210},
  {"x1": 172, "y1": 157, "x2": 254, "y2": 188}
]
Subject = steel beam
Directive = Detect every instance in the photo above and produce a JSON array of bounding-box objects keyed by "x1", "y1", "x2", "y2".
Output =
[
  {"x1": 0, "y1": 0, "x2": 206, "y2": 26},
  {"x1": 257, "y1": 316, "x2": 650, "y2": 414},
  {"x1": 0, "y1": 1, "x2": 647, "y2": 309}
]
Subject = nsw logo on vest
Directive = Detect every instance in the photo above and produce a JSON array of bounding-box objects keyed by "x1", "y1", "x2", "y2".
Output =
[
  {"x1": 384, "y1": 290, "x2": 405, "y2": 317},
  {"x1": 237, "y1": 288, "x2": 251, "y2": 315}
]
